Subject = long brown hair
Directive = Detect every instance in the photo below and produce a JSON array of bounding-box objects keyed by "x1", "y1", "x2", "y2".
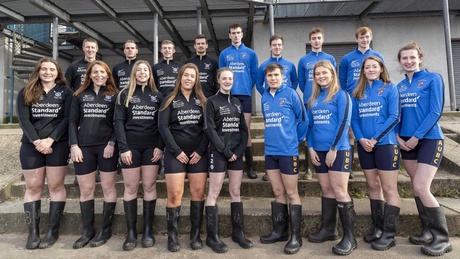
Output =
[
  {"x1": 23, "y1": 57, "x2": 67, "y2": 105},
  {"x1": 160, "y1": 63, "x2": 206, "y2": 111},
  {"x1": 353, "y1": 56, "x2": 391, "y2": 100},
  {"x1": 74, "y1": 60, "x2": 118, "y2": 96},
  {"x1": 117, "y1": 60, "x2": 157, "y2": 108},
  {"x1": 308, "y1": 60, "x2": 339, "y2": 107}
]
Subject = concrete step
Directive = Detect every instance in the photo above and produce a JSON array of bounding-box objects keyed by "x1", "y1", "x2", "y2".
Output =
[{"x1": 1, "y1": 197, "x2": 459, "y2": 238}]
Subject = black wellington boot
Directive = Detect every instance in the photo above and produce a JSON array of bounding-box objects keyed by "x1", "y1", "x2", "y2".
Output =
[
  {"x1": 260, "y1": 201, "x2": 289, "y2": 244},
  {"x1": 142, "y1": 199, "x2": 156, "y2": 248},
  {"x1": 245, "y1": 147, "x2": 257, "y2": 179},
  {"x1": 332, "y1": 201, "x2": 357, "y2": 255},
  {"x1": 24, "y1": 200, "x2": 41, "y2": 249},
  {"x1": 409, "y1": 197, "x2": 432, "y2": 245},
  {"x1": 371, "y1": 204, "x2": 400, "y2": 250},
  {"x1": 205, "y1": 205, "x2": 228, "y2": 253},
  {"x1": 73, "y1": 200, "x2": 96, "y2": 249},
  {"x1": 166, "y1": 206, "x2": 181, "y2": 252},
  {"x1": 122, "y1": 199, "x2": 138, "y2": 251},
  {"x1": 308, "y1": 197, "x2": 339, "y2": 243},
  {"x1": 231, "y1": 202, "x2": 253, "y2": 249},
  {"x1": 39, "y1": 201, "x2": 66, "y2": 249},
  {"x1": 190, "y1": 200, "x2": 204, "y2": 250},
  {"x1": 421, "y1": 206, "x2": 453, "y2": 256},
  {"x1": 364, "y1": 199, "x2": 385, "y2": 243},
  {"x1": 284, "y1": 204, "x2": 303, "y2": 254},
  {"x1": 90, "y1": 202, "x2": 116, "y2": 247}
]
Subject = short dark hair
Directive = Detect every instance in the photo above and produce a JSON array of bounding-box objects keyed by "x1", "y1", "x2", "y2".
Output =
[
  {"x1": 265, "y1": 63, "x2": 284, "y2": 75},
  {"x1": 194, "y1": 34, "x2": 207, "y2": 43},
  {"x1": 269, "y1": 35, "x2": 283, "y2": 45},
  {"x1": 229, "y1": 23, "x2": 243, "y2": 33}
]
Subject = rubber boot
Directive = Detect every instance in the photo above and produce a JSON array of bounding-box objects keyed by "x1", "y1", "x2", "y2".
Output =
[
  {"x1": 190, "y1": 200, "x2": 204, "y2": 250},
  {"x1": 245, "y1": 147, "x2": 257, "y2": 179},
  {"x1": 409, "y1": 197, "x2": 432, "y2": 245},
  {"x1": 332, "y1": 201, "x2": 357, "y2": 255},
  {"x1": 308, "y1": 197, "x2": 339, "y2": 243},
  {"x1": 24, "y1": 200, "x2": 41, "y2": 249},
  {"x1": 363, "y1": 199, "x2": 385, "y2": 243},
  {"x1": 39, "y1": 201, "x2": 65, "y2": 249},
  {"x1": 90, "y1": 201, "x2": 116, "y2": 247},
  {"x1": 421, "y1": 206, "x2": 453, "y2": 256},
  {"x1": 231, "y1": 202, "x2": 253, "y2": 249},
  {"x1": 205, "y1": 205, "x2": 228, "y2": 253},
  {"x1": 73, "y1": 200, "x2": 95, "y2": 249},
  {"x1": 284, "y1": 204, "x2": 302, "y2": 254},
  {"x1": 260, "y1": 201, "x2": 289, "y2": 244},
  {"x1": 142, "y1": 199, "x2": 156, "y2": 248},
  {"x1": 166, "y1": 206, "x2": 181, "y2": 252},
  {"x1": 371, "y1": 204, "x2": 400, "y2": 250},
  {"x1": 122, "y1": 199, "x2": 138, "y2": 251}
]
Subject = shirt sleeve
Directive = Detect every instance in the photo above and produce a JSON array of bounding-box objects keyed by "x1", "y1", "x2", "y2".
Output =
[
  {"x1": 48, "y1": 87, "x2": 73, "y2": 142},
  {"x1": 204, "y1": 100, "x2": 232, "y2": 158},
  {"x1": 114, "y1": 91, "x2": 129, "y2": 153},
  {"x1": 293, "y1": 91, "x2": 308, "y2": 144},
  {"x1": 250, "y1": 51, "x2": 258, "y2": 88},
  {"x1": 339, "y1": 58, "x2": 348, "y2": 90},
  {"x1": 256, "y1": 66, "x2": 265, "y2": 96},
  {"x1": 372, "y1": 85, "x2": 400, "y2": 142},
  {"x1": 290, "y1": 63, "x2": 299, "y2": 91},
  {"x1": 235, "y1": 110, "x2": 248, "y2": 158},
  {"x1": 68, "y1": 94, "x2": 80, "y2": 146},
  {"x1": 298, "y1": 59, "x2": 306, "y2": 93},
  {"x1": 350, "y1": 96, "x2": 364, "y2": 141},
  {"x1": 17, "y1": 88, "x2": 40, "y2": 143},
  {"x1": 306, "y1": 104, "x2": 314, "y2": 147},
  {"x1": 112, "y1": 66, "x2": 120, "y2": 88},
  {"x1": 65, "y1": 65, "x2": 74, "y2": 91},
  {"x1": 332, "y1": 90, "x2": 351, "y2": 148}
]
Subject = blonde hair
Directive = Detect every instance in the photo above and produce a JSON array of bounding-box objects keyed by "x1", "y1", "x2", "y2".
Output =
[
  {"x1": 308, "y1": 60, "x2": 339, "y2": 107},
  {"x1": 117, "y1": 60, "x2": 157, "y2": 108},
  {"x1": 353, "y1": 56, "x2": 391, "y2": 100}
]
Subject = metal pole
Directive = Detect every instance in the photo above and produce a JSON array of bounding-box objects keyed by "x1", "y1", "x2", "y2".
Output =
[
  {"x1": 269, "y1": 4, "x2": 275, "y2": 36},
  {"x1": 443, "y1": 0, "x2": 457, "y2": 110},
  {"x1": 153, "y1": 13, "x2": 158, "y2": 64},
  {"x1": 52, "y1": 16, "x2": 59, "y2": 60},
  {"x1": 197, "y1": 7, "x2": 202, "y2": 35},
  {"x1": 10, "y1": 25, "x2": 16, "y2": 124}
]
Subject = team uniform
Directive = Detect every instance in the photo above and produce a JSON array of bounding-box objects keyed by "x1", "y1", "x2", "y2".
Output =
[
  {"x1": 158, "y1": 92, "x2": 209, "y2": 173},
  {"x1": 65, "y1": 59, "x2": 90, "y2": 91},
  {"x1": 204, "y1": 91, "x2": 248, "y2": 172},
  {"x1": 17, "y1": 84, "x2": 73, "y2": 169},
  {"x1": 339, "y1": 49, "x2": 384, "y2": 95},
  {"x1": 256, "y1": 57, "x2": 298, "y2": 95},
  {"x1": 307, "y1": 89, "x2": 352, "y2": 173},
  {"x1": 298, "y1": 51, "x2": 336, "y2": 103},
  {"x1": 69, "y1": 86, "x2": 118, "y2": 175},
  {"x1": 114, "y1": 85, "x2": 164, "y2": 168},
  {"x1": 186, "y1": 55, "x2": 219, "y2": 98},
  {"x1": 396, "y1": 69, "x2": 445, "y2": 167},
  {"x1": 261, "y1": 85, "x2": 308, "y2": 174},
  {"x1": 351, "y1": 80, "x2": 400, "y2": 170},
  {"x1": 152, "y1": 60, "x2": 183, "y2": 98},
  {"x1": 112, "y1": 59, "x2": 137, "y2": 89}
]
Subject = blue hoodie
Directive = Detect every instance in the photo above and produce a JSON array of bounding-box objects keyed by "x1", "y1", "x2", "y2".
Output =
[{"x1": 256, "y1": 56, "x2": 298, "y2": 95}]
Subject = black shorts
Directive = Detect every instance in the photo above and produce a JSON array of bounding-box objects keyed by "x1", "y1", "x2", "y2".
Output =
[
  {"x1": 314, "y1": 150, "x2": 352, "y2": 173},
  {"x1": 120, "y1": 147, "x2": 160, "y2": 169},
  {"x1": 164, "y1": 150, "x2": 208, "y2": 174},
  {"x1": 358, "y1": 144, "x2": 400, "y2": 171},
  {"x1": 73, "y1": 144, "x2": 119, "y2": 175},
  {"x1": 19, "y1": 141, "x2": 69, "y2": 170},
  {"x1": 265, "y1": 155, "x2": 299, "y2": 175},
  {"x1": 234, "y1": 95, "x2": 252, "y2": 114},
  {"x1": 400, "y1": 138, "x2": 444, "y2": 168},
  {"x1": 209, "y1": 150, "x2": 243, "y2": 172}
]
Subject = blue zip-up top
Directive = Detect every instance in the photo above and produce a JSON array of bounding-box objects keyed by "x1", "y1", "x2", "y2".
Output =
[
  {"x1": 339, "y1": 49, "x2": 384, "y2": 95},
  {"x1": 298, "y1": 51, "x2": 336, "y2": 103},
  {"x1": 256, "y1": 56, "x2": 298, "y2": 95},
  {"x1": 261, "y1": 86, "x2": 307, "y2": 156},
  {"x1": 396, "y1": 69, "x2": 444, "y2": 140},
  {"x1": 219, "y1": 43, "x2": 258, "y2": 96},
  {"x1": 351, "y1": 80, "x2": 400, "y2": 145},
  {"x1": 307, "y1": 88, "x2": 351, "y2": 151}
]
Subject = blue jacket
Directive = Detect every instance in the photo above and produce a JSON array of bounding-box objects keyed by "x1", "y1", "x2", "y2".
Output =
[
  {"x1": 262, "y1": 86, "x2": 307, "y2": 156},
  {"x1": 351, "y1": 80, "x2": 400, "y2": 145},
  {"x1": 396, "y1": 69, "x2": 444, "y2": 139},
  {"x1": 307, "y1": 88, "x2": 351, "y2": 151},
  {"x1": 256, "y1": 56, "x2": 298, "y2": 95},
  {"x1": 219, "y1": 43, "x2": 258, "y2": 96},
  {"x1": 298, "y1": 51, "x2": 336, "y2": 103}
]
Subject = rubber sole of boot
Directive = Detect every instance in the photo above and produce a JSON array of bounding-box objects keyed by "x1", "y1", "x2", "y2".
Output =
[
  {"x1": 26, "y1": 240, "x2": 40, "y2": 250},
  {"x1": 142, "y1": 238, "x2": 154, "y2": 248},
  {"x1": 371, "y1": 240, "x2": 396, "y2": 251},
  {"x1": 206, "y1": 239, "x2": 228, "y2": 253},
  {"x1": 89, "y1": 239, "x2": 107, "y2": 247},
  {"x1": 332, "y1": 244, "x2": 357, "y2": 255},
  {"x1": 284, "y1": 247, "x2": 300, "y2": 254},
  {"x1": 421, "y1": 244, "x2": 453, "y2": 256},
  {"x1": 190, "y1": 240, "x2": 203, "y2": 250},
  {"x1": 39, "y1": 237, "x2": 57, "y2": 249},
  {"x1": 232, "y1": 237, "x2": 253, "y2": 249}
]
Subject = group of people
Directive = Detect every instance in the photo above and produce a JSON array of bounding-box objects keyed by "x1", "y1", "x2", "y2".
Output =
[{"x1": 17, "y1": 23, "x2": 451, "y2": 257}]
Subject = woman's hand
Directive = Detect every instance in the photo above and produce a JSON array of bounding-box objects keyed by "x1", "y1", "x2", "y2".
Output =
[
  {"x1": 309, "y1": 148, "x2": 321, "y2": 167},
  {"x1": 121, "y1": 150, "x2": 133, "y2": 165},
  {"x1": 152, "y1": 148, "x2": 163, "y2": 162},
  {"x1": 189, "y1": 152, "x2": 202, "y2": 165},
  {"x1": 71, "y1": 145, "x2": 84, "y2": 163},
  {"x1": 325, "y1": 149, "x2": 337, "y2": 168},
  {"x1": 358, "y1": 138, "x2": 373, "y2": 152},
  {"x1": 396, "y1": 135, "x2": 410, "y2": 151},
  {"x1": 103, "y1": 144, "x2": 114, "y2": 159},
  {"x1": 176, "y1": 151, "x2": 189, "y2": 164},
  {"x1": 228, "y1": 154, "x2": 237, "y2": 162}
]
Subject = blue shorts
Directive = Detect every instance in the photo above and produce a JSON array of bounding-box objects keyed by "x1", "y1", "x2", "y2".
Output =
[
  {"x1": 209, "y1": 150, "x2": 243, "y2": 172},
  {"x1": 314, "y1": 150, "x2": 352, "y2": 173},
  {"x1": 234, "y1": 95, "x2": 252, "y2": 114},
  {"x1": 74, "y1": 144, "x2": 119, "y2": 175},
  {"x1": 400, "y1": 138, "x2": 444, "y2": 168},
  {"x1": 265, "y1": 155, "x2": 299, "y2": 175},
  {"x1": 358, "y1": 144, "x2": 400, "y2": 171},
  {"x1": 164, "y1": 150, "x2": 208, "y2": 174},
  {"x1": 20, "y1": 141, "x2": 69, "y2": 170},
  {"x1": 120, "y1": 147, "x2": 160, "y2": 168}
]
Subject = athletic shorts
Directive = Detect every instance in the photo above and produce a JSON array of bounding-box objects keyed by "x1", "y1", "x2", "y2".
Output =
[
  {"x1": 19, "y1": 141, "x2": 69, "y2": 170},
  {"x1": 209, "y1": 150, "x2": 243, "y2": 172},
  {"x1": 234, "y1": 95, "x2": 252, "y2": 114},
  {"x1": 265, "y1": 155, "x2": 299, "y2": 175},
  {"x1": 73, "y1": 144, "x2": 119, "y2": 175},
  {"x1": 400, "y1": 138, "x2": 444, "y2": 168},
  {"x1": 358, "y1": 144, "x2": 400, "y2": 171},
  {"x1": 164, "y1": 150, "x2": 208, "y2": 174},
  {"x1": 314, "y1": 150, "x2": 352, "y2": 173},
  {"x1": 120, "y1": 147, "x2": 160, "y2": 169}
]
